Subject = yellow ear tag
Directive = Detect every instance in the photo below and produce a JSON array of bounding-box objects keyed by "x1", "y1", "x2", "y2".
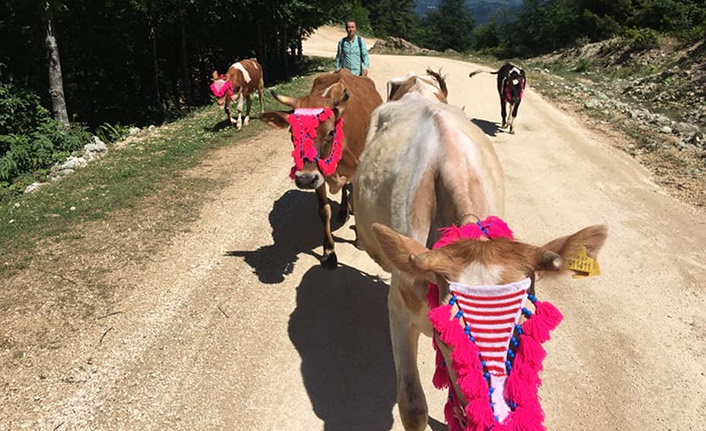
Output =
[{"x1": 568, "y1": 246, "x2": 601, "y2": 279}]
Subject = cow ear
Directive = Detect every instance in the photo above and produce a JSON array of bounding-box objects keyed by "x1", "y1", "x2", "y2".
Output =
[
  {"x1": 537, "y1": 225, "x2": 608, "y2": 279},
  {"x1": 333, "y1": 89, "x2": 350, "y2": 119},
  {"x1": 212, "y1": 70, "x2": 219, "y2": 80},
  {"x1": 259, "y1": 111, "x2": 290, "y2": 129},
  {"x1": 372, "y1": 223, "x2": 440, "y2": 281}
]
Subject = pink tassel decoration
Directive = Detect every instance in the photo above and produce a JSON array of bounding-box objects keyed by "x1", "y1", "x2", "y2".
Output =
[
  {"x1": 534, "y1": 301, "x2": 564, "y2": 330},
  {"x1": 521, "y1": 315, "x2": 552, "y2": 343},
  {"x1": 507, "y1": 407, "x2": 545, "y2": 431},
  {"x1": 433, "y1": 349, "x2": 450, "y2": 389},
  {"x1": 517, "y1": 334, "x2": 546, "y2": 371},
  {"x1": 466, "y1": 398, "x2": 494, "y2": 430}
]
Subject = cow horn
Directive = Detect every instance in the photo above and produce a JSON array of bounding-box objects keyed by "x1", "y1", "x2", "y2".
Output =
[
  {"x1": 270, "y1": 88, "x2": 296, "y2": 107},
  {"x1": 333, "y1": 89, "x2": 350, "y2": 107}
]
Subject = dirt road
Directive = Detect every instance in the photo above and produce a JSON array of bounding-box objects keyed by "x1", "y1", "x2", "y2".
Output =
[{"x1": 2, "y1": 26, "x2": 705, "y2": 431}]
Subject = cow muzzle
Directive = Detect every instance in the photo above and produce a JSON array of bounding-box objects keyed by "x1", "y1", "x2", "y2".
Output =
[{"x1": 294, "y1": 170, "x2": 324, "y2": 190}]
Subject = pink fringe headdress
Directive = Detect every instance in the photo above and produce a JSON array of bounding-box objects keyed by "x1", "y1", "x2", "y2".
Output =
[
  {"x1": 210, "y1": 75, "x2": 233, "y2": 99},
  {"x1": 427, "y1": 216, "x2": 563, "y2": 431},
  {"x1": 287, "y1": 108, "x2": 344, "y2": 179}
]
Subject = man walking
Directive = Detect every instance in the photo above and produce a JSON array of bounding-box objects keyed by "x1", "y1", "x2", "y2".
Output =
[{"x1": 335, "y1": 20, "x2": 370, "y2": 76}]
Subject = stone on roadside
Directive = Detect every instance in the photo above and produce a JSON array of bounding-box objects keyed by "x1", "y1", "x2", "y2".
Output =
[{"x1": 24, "y1": 182, "x2": 45, "y2": 194}]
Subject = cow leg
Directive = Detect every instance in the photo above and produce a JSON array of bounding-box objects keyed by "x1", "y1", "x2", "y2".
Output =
[
  {"x1": 389, "y1": 280, "x2": 428, "y2": 431},
  {"x1": 244, "y1": 95, "x2": 252, "y2": 126},
  {"x1": 258, "y1": 85, "x2": 265, "y2": 114},
  {"x1": 224, "y1": 97, "x2": 233, "y2": 125},
  {"x1": 508, "y1": 100, "x2": 521, "y2": 134},
  {"x1": 235, "y1": 93, "x2": 244, "y2": 130},
  {"x1": 500, "y1": 95, "x2": 508, "y2": 128},
  {"x1": 337, "y1": 182, "x2": 350, "y2": 222},
  {"x1": 315, "y1": 185, "x2": 337, "y2": 269}
]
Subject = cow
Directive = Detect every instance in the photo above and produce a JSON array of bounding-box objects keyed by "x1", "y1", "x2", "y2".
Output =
[
  {"x1": 210, "y1": 58, "x2": 265, "y2": 130},
  {"x1": 260, "y1": 68, "x2": 382, "y2": 268},
  {"x1": 469, "y1": 63, "x2": 526, "y2": 134},
  {"x1": 354, "y1": 71, "x2": 607, "y2": 431}
]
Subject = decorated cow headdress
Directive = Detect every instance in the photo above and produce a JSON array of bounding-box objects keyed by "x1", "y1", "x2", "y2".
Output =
[
  {"x1": 287, "y1": 108, "x2": 344, "y2": 179},
  {"x1": 427, "y1": 216, "x2": 563, "y2": 431}
]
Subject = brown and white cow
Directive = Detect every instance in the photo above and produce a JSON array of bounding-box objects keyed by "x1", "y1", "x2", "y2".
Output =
[
  {"x1": 354, "y1": 72, "x2": 607, "y2": 430},
  {"x1": 260, "y1": 68, "x2": 382, "y2": 268},
  {"x1": 210, "y1": 58, "x2": 265, "y2": 130}
]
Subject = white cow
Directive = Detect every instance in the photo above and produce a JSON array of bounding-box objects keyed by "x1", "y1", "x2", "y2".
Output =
[{"x1": 354, "y1": 71, "x2": 606, "y2": 431}]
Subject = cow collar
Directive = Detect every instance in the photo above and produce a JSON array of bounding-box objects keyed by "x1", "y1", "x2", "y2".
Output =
[
  {"x1": 502, "y1": 76, "x2": 526, "y2": 103},
  {"x1": 426, "y1": 216, "x2": 563, "y2": 431},
  {"x1": 287, "y1": 108, "x2": 344, "y2": 179}
]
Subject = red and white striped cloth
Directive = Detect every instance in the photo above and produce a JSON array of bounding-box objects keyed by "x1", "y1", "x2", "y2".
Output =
[
  {"x1": 450, "y1": 277, "x2": 532, "y2": 421},
  {"x1": 449, "y1": 277, "x2": 531, "y2": 376}
]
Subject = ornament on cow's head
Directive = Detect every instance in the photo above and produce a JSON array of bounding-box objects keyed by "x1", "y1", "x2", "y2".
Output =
[
  {"x1": 427, "y1": 216, "x2": 564, "y2": 431},
  {"x1": 287, "y1": 108, "x2": 344, "y2": 179},
  {"x1": 210, "y1": 71, "x2": 233, "y2": 101}
]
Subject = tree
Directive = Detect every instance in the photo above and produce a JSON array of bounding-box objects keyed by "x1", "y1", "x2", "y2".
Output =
[
  {"x1": 423, "y1": 0, "x2": 474, "y2": 52},
  {"x1": 372, "y1": 0, "x2": 418, "y2": 40},
  {"x1": 43, "y1": 3, "x2": 69, "y2": 126}
]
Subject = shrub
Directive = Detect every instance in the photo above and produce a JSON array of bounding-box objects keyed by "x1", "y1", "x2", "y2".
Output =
[
  {"x1": 624, "y1": 27, "x2": 660, "y2": 51},
  {"x1": 0, "y1": 81, "x2": 91, "y2": 187}
]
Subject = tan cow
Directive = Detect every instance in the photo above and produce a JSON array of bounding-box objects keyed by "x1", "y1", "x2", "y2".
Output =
[
  {"x1": 354, "y1": 72, "x2": 607, "y2": 431},
  {"x1": 210, "y1": 58, "x2": 265, "y2": 130},
  {"x1": 261, "y1": 68, "x2": 382, "y2": 268}
]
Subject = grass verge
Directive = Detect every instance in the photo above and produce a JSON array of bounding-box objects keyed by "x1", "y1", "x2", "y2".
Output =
[{"x1": 0, "y1": 57, "x2": 330, "y2": 278}]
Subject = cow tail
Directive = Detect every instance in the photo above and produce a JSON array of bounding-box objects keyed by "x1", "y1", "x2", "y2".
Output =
[{"x1": 469, "y1": 69, "x2": 501, "y2": 78}]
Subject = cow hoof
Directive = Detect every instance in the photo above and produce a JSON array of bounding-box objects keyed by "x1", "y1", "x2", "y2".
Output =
[
  {"x1": 321, "y1": 252, "x2": 338, "y2": 269},
  {"x1": 244, "y1": 117, "x2": 250, "y2": 126}
]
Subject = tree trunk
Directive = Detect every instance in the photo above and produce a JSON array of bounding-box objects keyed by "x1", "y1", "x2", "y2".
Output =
[
  {"x1": 281, "y1": 25, "x2": 288, "y2": 72},
  {"x1": 43, "y1": 6, "x2": 69, "y2": 126},
  {"x1": 297, "y1": 25, "x2": 303, "y2": 62},
  {"x1": 180, "y1": 21, "x2": 191, "y2": 104},
  {"x1": 150, "y1": 23, "x2": 161, "y2": 113}
]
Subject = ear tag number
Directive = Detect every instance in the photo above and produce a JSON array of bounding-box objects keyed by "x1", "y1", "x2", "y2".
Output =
[{"x1": 568, "y1": 246, "x2": 601, "y2": 279}]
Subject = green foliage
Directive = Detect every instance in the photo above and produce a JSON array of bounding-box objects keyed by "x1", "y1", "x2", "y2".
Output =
[
  {"x1": 573, "y1": 58, "x2": 593, "y2": 72},
  {"x1": 1, "y1": 0, "x2": 348, "y2": 129},
  {"x1": 418, "y1": 0, "x2": 474, "y2": 52},
  {"x1": 95, "y1": 123, "x2": 129, "y2": 145},
  {"x1": 335, "y1": 0, "x2": 373, "y2": 34},
  {"x1": 474, "y1": 22, "x2": 501, "y2": 51},
  {"x1": 369, "y1": 0, "x2": 418, "y2": 39},
  {"x1": 623, "y1": 27, "x2": 660, "y2": 51},
  {"x1": 0, "y1": 81, "x2": 91, "y2": 186}
]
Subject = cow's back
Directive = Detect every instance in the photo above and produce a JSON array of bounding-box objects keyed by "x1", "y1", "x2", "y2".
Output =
[{"x1": 355, "y1": 93, "x2": 504, "y2": 271}]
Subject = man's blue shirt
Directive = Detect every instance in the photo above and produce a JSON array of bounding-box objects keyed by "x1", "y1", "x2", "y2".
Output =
[{"x1": 335, "y1": 36, "x2": 370, "y2": 76}]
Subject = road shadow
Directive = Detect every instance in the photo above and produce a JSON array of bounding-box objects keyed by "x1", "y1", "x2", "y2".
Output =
[
  {"x1": 288, "y1": 265, "x2": 396, "y2": 431},
  {"x1": 225, "y1": 189, "x2": 344, "y2": 284},
  {"x1": 471, "y1": 118, "x2": 501, "y2": 137}
]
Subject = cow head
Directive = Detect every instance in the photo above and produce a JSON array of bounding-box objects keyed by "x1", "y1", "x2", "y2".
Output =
[
  {"x1": 503, "y1": 68, "x2": 526, "y2": 104},
  {"x1": 372, "y1": 222, "x2": 606, "y2": 296},
  {"x1": 387, "y1": 69, "x2": 449, "y2": 103},
  {"x1": 372, "y1": 221, "x2": 606, "y2": 426},
  {"x1": 260, "y1": 85, "x2": 350, "y2": 190}
]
